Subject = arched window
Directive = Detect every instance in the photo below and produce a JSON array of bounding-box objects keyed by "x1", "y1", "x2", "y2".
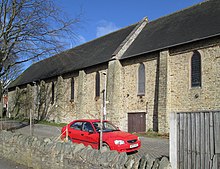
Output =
[
  {"x1": 51, "y1": 81, "x2": 55, "y2": 104},
  {"x1": 138, "y1": 63, "x2": 145, "y2": 95},
  {"x1": 70, "y1": 78, "x2": 74, "y2": 101},
  {"x1": 191, "y1": 51, "x2": 201, "y2": 87},
  {"x1": 95, "y1": 72, "x2": 100, "y2": 97}
]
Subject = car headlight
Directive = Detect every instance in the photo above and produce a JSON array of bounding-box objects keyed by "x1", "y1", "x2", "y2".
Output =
[{"x1": 114, "y1": 140, "x2": 125, "y2": 145}]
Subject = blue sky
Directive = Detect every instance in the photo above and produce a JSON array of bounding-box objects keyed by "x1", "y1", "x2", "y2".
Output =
[{"x1": 56, "y1": 0, "x2": 203, "y2": 48}]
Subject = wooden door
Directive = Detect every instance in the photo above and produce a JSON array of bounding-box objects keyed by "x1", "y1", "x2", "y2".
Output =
[{"x1": 128, "y1": 112, "x2": 146, "y2": 133}]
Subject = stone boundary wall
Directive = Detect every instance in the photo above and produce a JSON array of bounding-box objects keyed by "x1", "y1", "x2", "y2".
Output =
[{"x1": 0, "y1": 131, "x2": 171, "y2": 169}]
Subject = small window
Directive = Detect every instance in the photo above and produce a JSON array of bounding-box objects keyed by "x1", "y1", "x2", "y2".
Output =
[
  {"x1": 51, "y1": 82, "x2": 55, "y2": 104},
  {"x1": 70, "y1": 78, "x2": 74, "y2": 101},
  {"x1": 191, "y1": 51, "x2": 201, "y2": 87},
  {"x1": 70, "y1": 122, "x2": 83, "y2": 130},
  {"x1": 95, "y1": 72, "x2": 100, "y2": 97},
  {"x1": 36, "y1": 84, "x2": 40, "y2": 105},
  {"x1": 82, "y1": 122, "x2": 94, "y2": 132},
  {"x1": 138, "y1": 63, "x2": 145, "y2": 95}
]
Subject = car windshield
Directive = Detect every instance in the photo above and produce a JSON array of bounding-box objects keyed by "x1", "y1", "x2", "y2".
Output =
[{"x1": 92, "y1": 121, "x2": 119, "y2": 132}]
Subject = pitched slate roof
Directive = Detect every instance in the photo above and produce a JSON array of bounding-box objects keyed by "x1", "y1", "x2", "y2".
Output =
[
  {"x1": 122, "y1": 0, "x2": 220, "y2": 59},
  {"x1": 9, "y1": 0, "x2": 220, "y2": 89},
  {"x1": 9, "y1": 24, "x2": 137, "y2": 88}
]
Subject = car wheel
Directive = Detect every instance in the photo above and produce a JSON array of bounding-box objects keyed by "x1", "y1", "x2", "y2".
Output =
[{"x1": 102, "y1": 143, "x2": 110, "y2": 151}]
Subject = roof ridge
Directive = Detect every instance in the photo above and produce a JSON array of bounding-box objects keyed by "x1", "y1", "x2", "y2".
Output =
[{"x1": 112, "y1": 17, "x2": 148, "y2": 60}]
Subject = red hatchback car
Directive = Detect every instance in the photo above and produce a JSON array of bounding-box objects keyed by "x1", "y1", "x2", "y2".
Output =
[{"x1": 61, "y1": 119, "x2": 141, "y2": 153}]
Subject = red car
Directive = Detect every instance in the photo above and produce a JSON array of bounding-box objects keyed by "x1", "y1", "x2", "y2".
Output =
[{"x1": 61, "y1": 119, "x2": 141, "y2": 153}]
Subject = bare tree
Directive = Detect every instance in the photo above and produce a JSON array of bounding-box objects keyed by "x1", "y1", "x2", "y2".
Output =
[
  {"x1": 0, "y1": 56, "x2": 22, "y2": 90},
  {"x1": 0, "y1": 0, "x2": 81, "y2": 85}
]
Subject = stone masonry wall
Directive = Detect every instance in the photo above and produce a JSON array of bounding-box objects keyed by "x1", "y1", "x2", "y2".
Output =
[
  {"x1": 106, "y1": 60, "x2": 124, "y2": 129},
  {"x1": 8, "y1": 54, "x2": 165, "y2": 133},
  {"x1": 8, "y1": 80, "x2": 57, "y2": 121},
  {"x1": 8, "y1": 39, "x2": 220, "y2": 134},
  {"x1": 8, "y1": 66, "x2": 107, "y2": 124},
  {"x1": 167, "y1": 45, "x2": 220, "y2": 113},
  {"x1": 121, "y1": 54, "x2": 158, "y2": 132},
  {"x1": 0, "y1": 131, "x2": 171, "y2": 169},
  {"x1": 157, "y1": 51, "x2": 169, "y2": 133}
]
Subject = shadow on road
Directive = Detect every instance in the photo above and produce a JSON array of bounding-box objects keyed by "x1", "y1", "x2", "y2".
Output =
[{"x1": 0, "y1": 120, "x2": 29, "y2": 131}]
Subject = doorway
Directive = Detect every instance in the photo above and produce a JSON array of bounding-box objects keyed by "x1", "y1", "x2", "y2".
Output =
[{"x1": 128, "y1": 112, "x2": 146, "y2": 133}]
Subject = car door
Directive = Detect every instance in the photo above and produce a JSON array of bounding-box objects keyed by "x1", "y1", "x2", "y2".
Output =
[
  {"x1": 80, "y1": 122, "x2": 99, "y2": 149},
  {"x1": 68, "y1": 121, "x2": 83, "y2": 144}
]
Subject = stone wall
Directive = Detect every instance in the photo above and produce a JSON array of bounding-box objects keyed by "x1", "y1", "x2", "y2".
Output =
[
  {"x1": 8, "y1": 54, "x2": 165, "y2": 133},
  {"x1": 0, "y1": 131, "x2": 171, "y2": 169},
  {"x1": 106, "y1": 60, "x2": 124, "y2": 130},
  {"x1": 7, "y1": 38, "x2": 220, "y2": 134},
  {"x1": 157, "y1": 51, "x2": 169, "y2": 133},
  {"x1": 167, "y1": 45, "x2": 220, "y2": 113},
  {"x1": 120, "y1": 54, "x2": 158, "y2": 132},
  {"x1": 8, "y1": 66, "x2": 108, "y2": 124}
]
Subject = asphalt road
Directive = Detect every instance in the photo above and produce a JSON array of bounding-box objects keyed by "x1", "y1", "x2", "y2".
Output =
[
  {"x1": 0, "y1": 156, "x2": 31, "y2": 169},
  {"x1": 0, "y1": 122, "x2": 169, "y2": 168},
  {"x1": 14, "y1": 124, "x2": 169, "y2": 158}
]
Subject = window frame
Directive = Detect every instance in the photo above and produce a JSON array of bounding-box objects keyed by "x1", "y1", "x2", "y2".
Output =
[
  {"x1": 51, "y1": 81, "x2": 55, "y2": 104},
  {"x1": 137, "y1": 63, "x2": 146, "y2": 96},
  {"x1": 82, "y1": 122, "x2": 94, "y2": 132},
  {"x1": 70, "y1": 78, "x2": 75, "y2": 101},
  {"x1": 95, "y1": 72, "x2": 100, "y2": 98},
  {"x1": 191, "y1": 50, "x2": 202, "y2": 88},
  {"x1": 70, "y1": 122, "x2": 83, "y2": 130}
]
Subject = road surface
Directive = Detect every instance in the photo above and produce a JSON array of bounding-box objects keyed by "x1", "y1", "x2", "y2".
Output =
[{"x1": 0, "y1": 156, "x2": 31, "y2": 169}]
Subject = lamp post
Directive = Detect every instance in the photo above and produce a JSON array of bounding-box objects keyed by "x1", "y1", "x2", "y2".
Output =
[
  {"x1": 30, "y1": 81, "x2": 36, "y2": 136},
  {"x1": 103, "y1": 72, "x2": 107, "y2": 120},
  {"x1": 99, "y1": 71, "x2": 107, "y2": 150}
]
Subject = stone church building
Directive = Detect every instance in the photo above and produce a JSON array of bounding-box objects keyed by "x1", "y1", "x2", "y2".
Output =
[{"x1": 8, "y1": 0, "x2": 220, "y2": 133}]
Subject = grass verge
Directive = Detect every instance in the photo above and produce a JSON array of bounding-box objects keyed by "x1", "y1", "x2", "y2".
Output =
[
  {"x1": 37, "y1": 120, "x2": 67, "y2": 127},
  {"x1": 134, "y1": 131, "x2": 169, "y2": 139}
]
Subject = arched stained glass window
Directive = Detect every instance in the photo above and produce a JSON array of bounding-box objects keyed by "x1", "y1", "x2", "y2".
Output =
[
  {"x1": 51, "y1": 81, "x2": 55, "y2": 104},
  {"x1": 138, "y1": 63, "x2": 145, "y2": 95},
  {"x1": 191, "y1": 51, "x2": 202, "y2": 87},
  {"x1": 71, "y1": 78, "x2": 74, "y2": 101},
  {"x1": 95, "y1": 72, "x2": 100, "y2": 97}
]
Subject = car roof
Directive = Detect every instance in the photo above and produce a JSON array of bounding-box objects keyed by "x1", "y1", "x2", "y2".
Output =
[{"x1": 73, "y1": 119, "x2": 108, "y2": 123}]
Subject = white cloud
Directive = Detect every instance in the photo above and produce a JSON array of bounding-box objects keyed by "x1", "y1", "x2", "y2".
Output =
[{"x1": 96, "y1": 20, "x2": 119, "y2": 37}]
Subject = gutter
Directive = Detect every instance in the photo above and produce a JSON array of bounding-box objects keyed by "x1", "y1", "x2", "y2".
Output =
[{"x1": 120, "y1": 33, "x2": 220, "y2": 60}]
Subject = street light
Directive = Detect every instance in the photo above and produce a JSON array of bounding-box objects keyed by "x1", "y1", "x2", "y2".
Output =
[
  {"x1": 99, "y1": 71, "x2": 107, "y2": 150},
  {"x1": 102, "y1": 72, "x2": 107, "y2": 120},
  {"x1": 30, "y1": 81, "x2": 37, "y2": 136}
]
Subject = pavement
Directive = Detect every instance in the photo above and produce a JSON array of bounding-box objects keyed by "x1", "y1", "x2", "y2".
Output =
[
  {"x1": 137, "y1": 137, "x2": 169, "y2": 158},
  {"x1": 0, "y1": 155, "x2": 32, "y2": 169},
  {"x1": 14, "y1": 123, "x2": 62, "y2": 139}
]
